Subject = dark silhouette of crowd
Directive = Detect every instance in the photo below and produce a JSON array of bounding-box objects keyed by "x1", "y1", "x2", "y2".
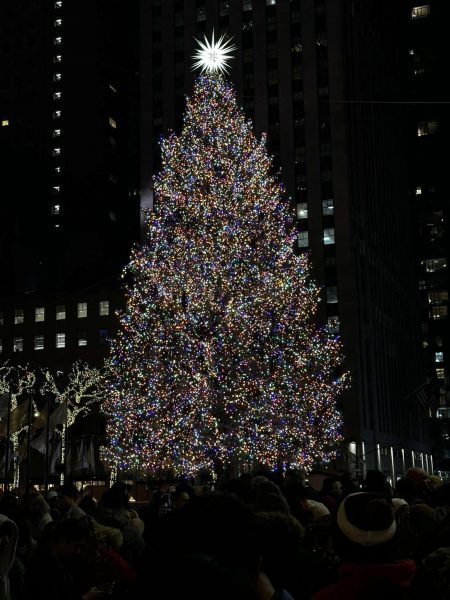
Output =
[{"x1": 1, "y1": 466, "x2": 450, "y2": 599}]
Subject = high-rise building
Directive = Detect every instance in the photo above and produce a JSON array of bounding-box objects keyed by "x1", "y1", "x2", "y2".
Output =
[
  {"x1": 0, "y1": 0, "x2": 140, "y2": 370},
  {"x1": 406, "y1": 2, "x2": 450, "y2": 465},
  {"x1": 142, "y1": 0, "x2": 432, "y2": 476}
]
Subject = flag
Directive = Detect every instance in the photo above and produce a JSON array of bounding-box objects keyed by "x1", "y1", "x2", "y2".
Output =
[
  {"x1": 50, "y1": 440, "x2": 61, "y2": 475},
  {"x1": 30, "y1": 401, "x2": 67, "y2": 453},
  {"x1": 87, "y1": 439, "x2": 95, "y2": 474},
  {"x1": 76, "y1": 439, "x2": 89, "y2": 471},
  {"x1": 0, "y1": 400, "x2": 28, "y2": 436},
  {"x1": 30, "y1": 429, "x2": 48, "y2": 454}
]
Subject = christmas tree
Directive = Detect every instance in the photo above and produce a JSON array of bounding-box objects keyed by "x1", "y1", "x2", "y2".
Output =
[{"x1": 105, "y1": 35, "x2": 347, "y2": 477}]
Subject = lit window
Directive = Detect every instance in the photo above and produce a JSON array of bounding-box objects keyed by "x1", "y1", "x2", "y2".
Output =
[
  {"x1": 54, "y1": 1, "x2": 62, "y2": 7},
  {"x1": 409, "y1": 49, "x2": 415, "y2": 55},
  {"x1": 415, "y1": 186, "x2": 422, "y2": 195},
  {"x1": 428, "y1": 291, "x2": 448, "y2": 304},
  {"x1": 435, "y1": 352, "x2": 444, "y2": 363},
  {"x1": 243, "y1": 0, "x2": 252, "y2": 11},
  {"x1": 13, "y1": 337, "x2": 23, "y2": 352},
  {"x1": 77, "y1": 331, "x2": 87, "y2": 347},
  {"x1": 53, "y1": 73, "x2": 62, "y2": 81},
  {"x1": 326, "y1": 287, "x2": 338, "y2": 304},
  {"x1": 109, "y1": 83, "x2": 117, "y2": 92},
  {"x1": 52, "y1": 186, "x2": 60, "y2": 194},
  {"x1": 52, "y1": 148, "x2": 61, "y2": 156},
  {"x1": 53, "y1": 110, "x2": 61, "y2": 118},
  {"x1": 436, "y1": 368, "x2": 445, "y2": 380},
  {"x1": 411, "y1": 5, "x2": 430, "y2": 19},
  {"x1": 34, "y1": 335, "x2": 45, "y2": 351},
  {"x1": 54, "y1": 224, "x2": 60, "y2": 229},
  {"x1": 99, "y1": 328, "x2": 109, "y2": 345},
  {"x1": 430, "y1": 306, "x2": 448, "y2": 320},
  {"x1": 54, "y1": 166, "x2": 61, "y2": 174},
  {"x1": 424, "y1": 258, "x2": 447, "y2": 272},
  {"x1": 77, "y1": 302, "x2": 87, "y2": 318},
  {"x1": 53, "y1": 92, "x2": 62, "y2": 100},
  {"x1": 54, "y1": 55, "x2": 62, "y2": 63},
  {"x1": 0, "y1": 339, "x2": 2, "y2": 353},
  {"x1": 14, "y1": 309, "x2": 24, "y2": 325},
  {"x1": 323, "y1": 228, "x2": 335, "y2": 245},
  {"x1": 327, "y1": 316, "x2": 340, "y2": 334},
  {"x1": 109, "y1": 117, "x2": 117, "y2": 129},
  {"x1": 35, "y1": 307, "x2": 45, "y2": 322},
  {"x1": 52, "y1": 129, "x2": 61, "y2": 137},
  {"x1": 1, "y1": 119, "x2": 9, "y2": 127},
  {"x1": 322, "y1": 199, "x2": 334, "y2": 215},
  {"x1": 298, "y1": 231, "x2": 309, "y2": 248},
  {"x1": 266, "y1": 0, "x2": 276, "y2": 4},
  {"x1": 417, "y1": 120, "x2": 437, "y2": 136},
  {"x1": 54, "y1": 36, "x2": 62, "y2": 45},
  {"x1": 99, "y1": 300, "x2": 109, "y2": 316},
  {"x1": 297, "y1": 203, "x2": 308, "y2": 219},
  {"x1": 56, "y1": 304, "x2": 66, "y2": 320},
  {"x1": 54, "y1": 18, "x2": 62, "y2": 26},
  {"x1": 56, "y1": 332, "x2": 66, "y2": 348},
  {"x1": 51, "y1": 205, "x2": 60, "y2": 215}
]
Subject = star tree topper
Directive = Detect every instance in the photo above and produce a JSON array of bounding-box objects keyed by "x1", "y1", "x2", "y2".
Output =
[{"x1": 192, "y1": 31, "x2": 236, "y2": 75}]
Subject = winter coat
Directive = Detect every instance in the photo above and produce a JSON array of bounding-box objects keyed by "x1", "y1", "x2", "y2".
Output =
[
  {"x1": 312, "y1": 559, "x2": 416, "y2": 599},
  {"x1": 0, "y1": 514, "x2": 18, "y2": 600}
]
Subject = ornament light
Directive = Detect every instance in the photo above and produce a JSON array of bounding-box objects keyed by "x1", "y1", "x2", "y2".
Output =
[{"x1": 192, "y1": 31, "x2": 236, "y2": 75}]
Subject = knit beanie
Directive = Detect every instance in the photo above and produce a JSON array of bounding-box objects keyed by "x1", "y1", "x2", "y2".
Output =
[
  {"x1": 305, "y1": 499, "x2": 330, "y2": 522},
  {"x1": 337, "y1": 492, "x2": 396, "y2": 546},
  {"x1": 252, "y1": 477, "x2": 290, "y2": 515}
]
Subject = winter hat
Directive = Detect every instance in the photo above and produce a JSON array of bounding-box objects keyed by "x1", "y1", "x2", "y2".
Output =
[
  {"x1": 252, "y1": 477, "x2": 290, "y2": 515},
  {"x1": 392, "y1": 497, "x2": 408, "y2": 511},
  {"x1": 305, "y1": 499, "x2": 330, "y2": 522},
  {"x1": 337, "y1": 492, "x2": 396, "y2": 546}
]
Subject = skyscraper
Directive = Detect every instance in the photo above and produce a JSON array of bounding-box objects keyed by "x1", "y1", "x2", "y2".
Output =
[
  {"x1": 406, "y1": 2, "x2": 450, "y2": 464},
  {"x1": 0, "y1": 0, "x2": 139, "y2": 370}
]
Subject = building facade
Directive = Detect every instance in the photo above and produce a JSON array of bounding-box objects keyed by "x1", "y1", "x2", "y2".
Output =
[
  {"x1": 406, "y1": 2, "x2": 450, "y2": 467},
  {"x1": 0, "y1": 0, "x2": 140, "y2": 369}
]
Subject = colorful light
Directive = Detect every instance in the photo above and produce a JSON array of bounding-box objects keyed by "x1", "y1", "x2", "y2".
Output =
[{"x1": 104, "y1": 72, "x2": 348, "y2": 477}]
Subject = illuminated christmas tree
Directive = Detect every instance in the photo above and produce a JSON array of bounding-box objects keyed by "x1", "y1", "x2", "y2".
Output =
[{"x1": 105, "y1": 35, "x2": 347, "y2": 477}]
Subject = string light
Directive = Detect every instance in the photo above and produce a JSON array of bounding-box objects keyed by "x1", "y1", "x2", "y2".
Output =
[{"x1": 104, "y1": 72, "x2": 348, "y2": 477}]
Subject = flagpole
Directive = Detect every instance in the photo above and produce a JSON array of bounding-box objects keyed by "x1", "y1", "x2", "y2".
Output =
[
  {"x1": 4, "y1": 387, "x2": 12, "y2": 492},
  {"x1": 25, "y1": 389, "x2": 34, "y2": 495},
  {"x1": 44, "y1": 396, "x2": 51, "y2": 494}
]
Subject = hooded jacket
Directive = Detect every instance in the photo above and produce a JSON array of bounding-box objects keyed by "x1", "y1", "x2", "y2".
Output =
[{"x1": 0, "y1": 514, "x2": 18, "y2": 600}]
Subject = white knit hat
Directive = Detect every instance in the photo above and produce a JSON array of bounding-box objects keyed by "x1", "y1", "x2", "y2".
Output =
[{"x1": 337, "y1": 492, "x2": 396, "y2": 546}]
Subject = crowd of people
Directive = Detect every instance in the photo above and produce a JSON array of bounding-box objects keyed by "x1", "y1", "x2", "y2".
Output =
[{"x1": 0, "y1": 466, "x2": 449, "y2": 599}]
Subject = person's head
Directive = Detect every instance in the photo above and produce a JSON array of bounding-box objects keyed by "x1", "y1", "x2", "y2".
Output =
[
  {"x1": 335, "y1": 492, "x2": 398, "y2": 563},
  {"x1": 25, "y1": 491, "x2": 50, "y2": 519},
  {"x1": 322, "y1": 476, "x2": 343, "y2": 497},
  {"x1": 47, "y1": 518, "x2": 90, "y2": 561},
  {"x1": 363, "y1": 470, "x2": 392, "y2": 498},
  {"x1": 394, "y1": 477, "x2": 416, "y2": 502},
  {"x1": 171, "y1": 490, "x2": 191, "y2": 510},
  {"x1": 79, "y1": 494, "x2": 97, "y2": 514},
  {"x1": 406, "y1": 467, "x2": 429, "y2": 492},
  {"x1": 57, "y1": 483, "x2": 78, "y2": 512}
]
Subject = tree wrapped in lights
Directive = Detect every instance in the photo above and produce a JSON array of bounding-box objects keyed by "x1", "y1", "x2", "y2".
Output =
[
  {"x1": 41, "y1": 361, "x2": 106, "y2": 482},
  {"x1": 105, "y1": 38, "x2": 347, "y2": 477}
]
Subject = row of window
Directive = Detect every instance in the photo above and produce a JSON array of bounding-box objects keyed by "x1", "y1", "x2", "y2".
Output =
[
  {"x1": 417, "y1": 120, "x2": 437, "y2": 137},
  {"x1": 297, "y1": 199, "x2": 334, "y2": 219},
  {"x1": 0, "y1": 329, "x2": 109, "y2": 354},
  {"x1": 411, "y1": 5, "x2": 430, "y2": 19},
  {"x1": 298, "y1": 228, "x2": 335, "y2": 248},
  {"x1": 0, "y1": 301, "x2": 110, "y2": 327}
]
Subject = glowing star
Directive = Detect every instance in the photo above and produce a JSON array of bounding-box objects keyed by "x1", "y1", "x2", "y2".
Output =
[{"x1": 192, "y1": 31, "x2": 236, "y2": 75}]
